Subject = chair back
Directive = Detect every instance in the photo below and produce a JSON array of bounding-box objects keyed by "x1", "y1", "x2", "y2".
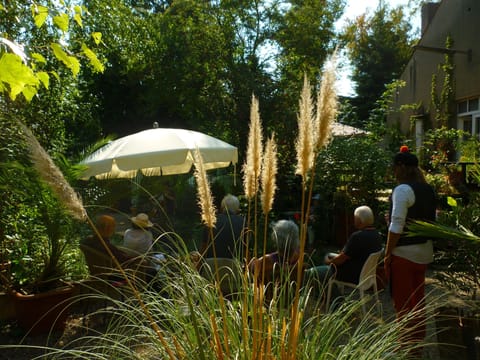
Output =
[
  {"x1": 80, "y1": 244, "x2": 147, "y2": 283},
  {"x1": 80, "y1": 244, "x2": 115, "y2": 277},
  {"x1": 357, "y1": 249, "x2": 383, "y2": 291},
  {"x1": 200, "y1": 258, "x2": 242, "y2": 296}
]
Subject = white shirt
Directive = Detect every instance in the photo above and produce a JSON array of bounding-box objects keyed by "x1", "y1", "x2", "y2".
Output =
[
  {"x1": 389, "y1": 184, "x2": 434, "y2": 264},
  {"x1": 123, "y1": 228, "x2": 153, "y2": 255}
]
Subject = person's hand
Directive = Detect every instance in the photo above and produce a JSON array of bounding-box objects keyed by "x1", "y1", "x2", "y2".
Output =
[{"x1": 383, "y1": 255, "x2": 391, "y2": 282}]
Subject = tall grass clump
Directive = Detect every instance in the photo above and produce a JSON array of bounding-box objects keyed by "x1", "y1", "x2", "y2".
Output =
[
  {"x1": 1, "y1": 56, "x2": 436, "y2": 359},
  {"x1": 19, "y1": 265, "x2": 435, "y2": 359},
  {"x1": 243, "y1": 93, "x2": 264, "y2": 262}
]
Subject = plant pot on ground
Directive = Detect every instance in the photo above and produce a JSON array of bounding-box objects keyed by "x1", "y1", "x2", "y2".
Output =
[
  {"x1": 0, "y1": 161, "x2": 85, "y2": 334},
  {"x1": 11, "y1": 284, "x2": 76, "y2": 335}
]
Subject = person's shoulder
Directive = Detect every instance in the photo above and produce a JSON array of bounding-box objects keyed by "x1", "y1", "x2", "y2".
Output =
[
  {"x1": 393, "y1": 183, "x2": 415, "y2": 198},
  {"x1": 394, "y1": 183, "x2": 412, "y2": 191}
]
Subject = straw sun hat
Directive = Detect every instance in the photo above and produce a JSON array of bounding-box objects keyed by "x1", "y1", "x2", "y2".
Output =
[{"x1": 131, "y1": 213, "x2": 153, "y2": 228}]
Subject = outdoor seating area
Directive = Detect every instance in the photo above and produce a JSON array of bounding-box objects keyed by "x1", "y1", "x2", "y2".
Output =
[{"x1": 3, "y1": 1, "x2": 480, "y2": 358}]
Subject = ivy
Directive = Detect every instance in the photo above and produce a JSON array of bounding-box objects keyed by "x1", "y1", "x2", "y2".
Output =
[{"x1": 431, "y1": 35, "x2": 455, "y2": 128}]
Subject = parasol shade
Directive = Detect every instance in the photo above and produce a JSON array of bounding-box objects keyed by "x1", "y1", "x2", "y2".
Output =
[{"x1": 80, "y1": 128, "x2": 238, "y2": 179}]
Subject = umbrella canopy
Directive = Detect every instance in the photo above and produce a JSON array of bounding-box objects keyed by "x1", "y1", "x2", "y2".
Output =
[
  {"x1": 80, "y1": 128, "x2": 238, "y2": 179},
  {"x1": 331, "y1": 123, "x2": 370, "y2": 137}
]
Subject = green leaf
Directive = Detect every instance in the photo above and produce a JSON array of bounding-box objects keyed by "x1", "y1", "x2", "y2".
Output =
[
  {"x1": 74, "y1": 6, "x2": 83, "y2": 28},
  {"x1": 74, "y1": 13, "x2": 83, "y2": 28},
  {"x1": 407, "y1": 220, "x2": 480, "y2": 243},
  {"x1": 81, "y1": 44, "x2": 104, "y2": 73},
  {"x1": 447, "y1": 196, "x2": 457, "y2": 207},
  {"x1": 51, "y1": 71, "x2": 60, "y2": 82},
  {"x1": 50, "y1": 43, "x2": 80, "y2": 77},
  {"x1": 37, "y1": 71, "x2": 49, "y2": 89},
  {"x1": 69, "y1": 57, "x2": 80, "y2": 77},
  {"x1": 53, "y1": 13, "x2": 69, "y2": 32},
  {"x1": 0, "y1": 53, "x2": 39, "y2": 100},
  {"x1": 22, "y1": 85, "x2": 37, "y2": 102},
  {"x1": 32, "y1": 5, "x2": 48, "y2": 28},
  {"x1": 31, "y1": 53, "x2": 47, "y2": 65},
  {"x1": 91, "y1": 32, "x2": 102, "y2": 45}
]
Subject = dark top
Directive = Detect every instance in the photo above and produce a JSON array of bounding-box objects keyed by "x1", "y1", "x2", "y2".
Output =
[
  {"x1": 248, "y1": 251, "x2": 303, "y2": 304},
  {"x1": 81, "y1": 235, "x2": 132, "y2": 264},
  {"x1": 396, "y1": 182, "x2": 437, "y2": 246},
  {"x1": 204, "y1": 212, "x2": 246, "y2": 259},
  {"x1": 335, "y1": 228, "x2": 382, "y2": 284}
]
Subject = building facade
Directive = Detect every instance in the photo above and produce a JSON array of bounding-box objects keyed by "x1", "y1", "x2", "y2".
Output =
[{"x1": 387, "y1": 0, "x2": 480, "y2": 151}]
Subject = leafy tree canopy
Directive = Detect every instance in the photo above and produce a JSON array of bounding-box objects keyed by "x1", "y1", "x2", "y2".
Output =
[{"x1": 341, "y1": 2, "x2": 416, "y2": 124}]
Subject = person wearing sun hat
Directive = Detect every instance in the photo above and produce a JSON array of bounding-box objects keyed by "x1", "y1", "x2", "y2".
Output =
[
  {"x1": 384, "y1": 145, "x2": 437, "y2": 352},
  {"x1": 123, "y1": 213, "x2": 154, "y2": 255}
]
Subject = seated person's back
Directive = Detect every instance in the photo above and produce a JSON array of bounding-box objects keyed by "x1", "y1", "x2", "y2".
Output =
[
  {"x1": 335, "y1": 211, "x2": 382, "y2": 283},
  {"x1": 82, "y1": 214, "x2": 132, "y2": 264},
  {"x1": 249, "y1": 220, "x2": 302, "y2": 302},
  {"x1": 202, "y1": 194, "x2": 246, "y2": 259},
  {"x1": 306, "y1": 205, "x2": 382, "y2": 286},
  {"x1": 123, "y1": 213, "x2": 154, "y2": 255}
]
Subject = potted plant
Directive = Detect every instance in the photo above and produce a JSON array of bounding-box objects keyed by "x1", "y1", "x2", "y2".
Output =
[{"x1": 0, "y1": 122, "x2": 86, "y2": 334}]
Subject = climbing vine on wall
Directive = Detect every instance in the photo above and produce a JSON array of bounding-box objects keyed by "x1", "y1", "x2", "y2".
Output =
[{"x1": 430, "y1": 35, "x2": 456, "y2": 129}]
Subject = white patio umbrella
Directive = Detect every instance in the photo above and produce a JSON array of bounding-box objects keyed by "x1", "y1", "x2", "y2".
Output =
[
  {"x1": 331, "y1": 123, "x2": 370, "y2": 137},
  {"x1": 80, "y1": 128, "x2": 238, "y2": 179}
]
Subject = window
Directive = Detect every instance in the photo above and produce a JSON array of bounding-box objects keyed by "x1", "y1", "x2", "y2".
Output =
[
  {"x1": 457, "y1": 97, "x2": 480, "y2": 138},
  {"x1": 469, "y1": 98, "x2": 479, "y2": 112},
  {"x1": 463, "y1": 117, "x2": 472, "y2": 133}
]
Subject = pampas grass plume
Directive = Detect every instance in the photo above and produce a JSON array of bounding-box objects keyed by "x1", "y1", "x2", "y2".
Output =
[
  {"x1": 20, "y1": 122, "x2": 86, "y2": 220},
  {"x1": 243, "y1": 94, "x2": 263, "y2": 199},
  {"x1": 260, "y1": 134, "x2": 277, "y2": 215},
  {"x1": 295, "y1": 74, "x2": 316, "y2": 180},
  {"x1": 315, "y1": 55, "x2": 338, "y2": 149},
  {"x1": 193, "y1": 148, "x2": 216, "y2": 229}
]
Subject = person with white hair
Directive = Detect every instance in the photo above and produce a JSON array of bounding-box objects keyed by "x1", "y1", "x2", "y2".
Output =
[
  {"x1": 201, "y1": 194, "x2": 246, "y2": 259},
  {"x1": 305, "y1": 205, "x2": 382, "y2": 289},
  {"x1": 248, "y1": 220, "x2": 302, "y2": 303}
]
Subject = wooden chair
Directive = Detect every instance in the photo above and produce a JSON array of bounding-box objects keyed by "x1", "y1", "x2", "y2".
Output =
[
  {"x1": 199, "y1": 257, "x2": 242, "y2": 298},
  {"x1": 326, "y1": 249, "x2": 384, "y2": 315},
  {"x1": 80, "y1": 244, "x2": 147, "y2": 282},
  {"x1": 79, "y1": 244, "x2": 148, "y2": 319}
]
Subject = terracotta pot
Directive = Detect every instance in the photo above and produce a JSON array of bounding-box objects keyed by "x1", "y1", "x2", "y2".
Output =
[
  {"x1": 12, "y1": 285, "x2": 75, "y2": 335},
  {"x1": 0, "y1": 291, "x2": 15, "y2": 321}
]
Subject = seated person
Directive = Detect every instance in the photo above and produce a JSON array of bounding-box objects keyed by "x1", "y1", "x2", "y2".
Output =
[
  {"x1": 123, "y1": 213, "x2": 154, "y2": 255},
  {"x1": 81, "y1": 214, "x2": 133, "y2": 264},
  {"x1": 305, "y1": 205, "x2": 382, "y2": 292},
  {"x1": 248, "y1": 220, "x2": 303, "y2": 303},
  {"x1": 201, "y1": 194, "x2": 247, "y2": 259}
]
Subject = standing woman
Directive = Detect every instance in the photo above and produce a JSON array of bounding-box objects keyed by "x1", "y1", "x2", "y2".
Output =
[{"x1": 384, "y1": 146, "x2": 437, "y2": 350}]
